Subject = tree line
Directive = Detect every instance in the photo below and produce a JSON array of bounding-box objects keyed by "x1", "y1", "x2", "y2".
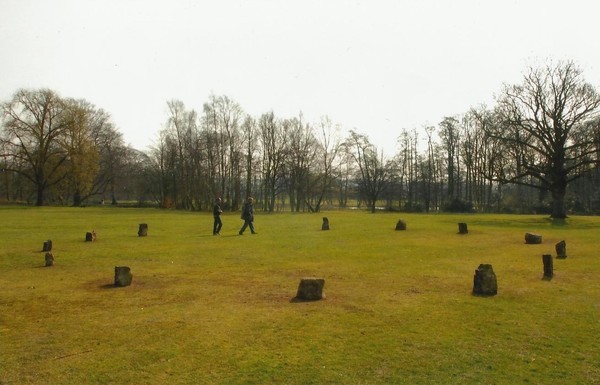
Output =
[{"x1": 2, "y1": 61, "x2": 599, "y2": 218}]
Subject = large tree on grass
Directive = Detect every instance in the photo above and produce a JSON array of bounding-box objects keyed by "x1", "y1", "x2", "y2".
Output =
[
  {"x1": 345, "y1": 130, "x2": 392, "y2": 213},
  {"x1": 490, "y1": 61, "x2": 600, "y2": 218},
  {"x1": 0, "y1": 89, "x2": 70, "y2": 205}
]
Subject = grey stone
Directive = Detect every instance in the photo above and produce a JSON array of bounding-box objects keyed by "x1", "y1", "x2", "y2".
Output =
[
  {"x1": 44, "y1": 252, "x2": 54, "y2": 267},
  {"x1": 555, "y1": 240, "x2": 567, "y2": 259},
  {"x1": 114, "y1": 266, "x2": 133, "y2": 287},
  {"x1": 542, "y1": 254, "x2": 553, "y2": 280},
  {"x1": 473, "y1": 264, "x2": 497, "y2": 296},
  {"x1": 395, "y1": 219, "x2": 407, "y2": 231},
  {"x1": 525, "y1": 232, "x2": 542, "y2": 244},
  {"x1": 295, "y1": 277, "x2": 325, "y2": 301},
  {"x1": 42, "y1": 240, "x2": 52, "y2": 252},
  {"x1": 138, "y1": 224, "x2": 148, "y2": 237}
]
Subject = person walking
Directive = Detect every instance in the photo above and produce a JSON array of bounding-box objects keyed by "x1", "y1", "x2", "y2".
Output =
[
  {"x1": 239, "y1": 197, "x2": 257, "y2": 235},
  {"x1": 213, "y1": 197, "x2": 223, "y2": 235}
]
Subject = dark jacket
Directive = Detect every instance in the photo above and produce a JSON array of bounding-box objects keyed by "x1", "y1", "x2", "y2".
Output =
[{"x1": 241, "y1": 202, "x2": 254, "y2": 221}]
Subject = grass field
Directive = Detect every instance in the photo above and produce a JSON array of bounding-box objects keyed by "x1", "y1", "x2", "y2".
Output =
[{"x1": 0, "y1": 207, "x2": 599, "y2": 384}]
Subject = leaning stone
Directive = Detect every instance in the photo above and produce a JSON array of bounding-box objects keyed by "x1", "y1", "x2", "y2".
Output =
[
  {"x1": 114, "y1": 266, "x2": 133, "y2": 287},
  {"x1": 42, "y1": 240, "x2": 52, "y2": 252},
  {"x1": 458, "y1": 222, "x2": 468, "y2": 234},
  {"x1": 525, "y1": 232, "x2": 542, "y2": 244},
  {"x1": 473, "y1": 264, "x2": 497, "y2": 296},
  {"x1": 138, "y1": 223, "x2": 148, "y2": 237},
  {"x1": 555, "y1": 240, "x2": 567, "y2": 259},
  {"x1": 542, "y1": 254, "x2": 553, "y2": 280},
  {"x1": 44, "y1": 252, "x2": 54, "y2": 267},
  {"x1": 295, "y1": 277, "x2": 325, "y2": 301},
  {"x1": 321, "y1": 217, "x2": 329, "y2": 231},
  {"x1": 395, "y1": 219, "x2": 407, "y2": 231}
]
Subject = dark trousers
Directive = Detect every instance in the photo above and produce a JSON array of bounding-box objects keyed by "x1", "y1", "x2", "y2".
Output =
[
  {"x1": 213, "y1": 216, "x2": 222, "y2": 234},
  {"x1": 239, "y1": 220, "x2": 255, "y2": 234}
]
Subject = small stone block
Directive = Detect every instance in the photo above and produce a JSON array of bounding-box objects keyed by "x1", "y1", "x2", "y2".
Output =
[
  {"x1": 395, "y1": 219, "x2": 407, "y2": 231},
  {"x1": 321, "y1": 217, "x2": 329, "y2": 231},
  {"x1": 295, "y1": 277, "x2": 325, "y2": 301},
  {"x1": 138, "y1": 224, "x2": 148, "y2": 237},
  {"x1": 525, "y1": 232, "x2": 542, "y2": 244},
  {"x1": 542, "y1": 254, "x2": 553, "y2": 280},
  {"x1": 85, "y1": 231, "x2": 96, "y2": 242},
  {"x1": 114, "y1": 266, "x2": 133, "y2": 287},
  {"x1": 555, "y1": 240, "x2": 567, "y2": 259},
  {"x1": 458, "y1": 222, "x2": 468, "y2": 234},
  {"x1": 42, "y1": 240, "x2": 52, "y2": 252},
  {"x1": 44, "y1": 252, "x2": 54, "y2": 267},
  {"x1": 473, "y1": 264, "x2": 497, "y2": 296}
]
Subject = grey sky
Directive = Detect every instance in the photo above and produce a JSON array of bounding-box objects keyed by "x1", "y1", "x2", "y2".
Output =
[{"x1": 1, "y1": 0, "x2": 599, "y2": 154}]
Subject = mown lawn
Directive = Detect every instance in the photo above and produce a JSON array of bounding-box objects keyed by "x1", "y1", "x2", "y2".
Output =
[{"x1": 0, "y1": 207, "x2": 599, "y2": 384}]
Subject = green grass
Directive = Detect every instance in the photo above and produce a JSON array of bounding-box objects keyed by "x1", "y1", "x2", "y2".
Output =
[{"x1": 1, "y1": 207, "x2": 599, "y2": 384}]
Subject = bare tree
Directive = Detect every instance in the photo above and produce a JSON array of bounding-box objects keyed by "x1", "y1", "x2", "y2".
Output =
[
  {"x1": 163, "y1": 100, "x2": 199, "y2": 209},
  {"x1": 282, "y1": 114, "x2": 318, "y2": 212},
  {"x1": 439, "y1": 116, "x2": 461, "y2": 203},
  {"x1": 202, "y1": 95, "x2": 244, "y2": 209},
  {"x1": 310, "y1": 116, "x2": 342, "y2": 212},
  {"x1": 345, "y1": 130, "x2": 391, "y2": 213},
  {"x1": 241, "y1": 115, "x2": 258, "y2": 203},
  {"x1": 0, "y1": 89, "x2": 70, "y2": 205},
  {"x1": 396, "y1": 128, "x2": 419, "y2": 210},
  {"x1": 259, "y1": 112, "x2": 287, "y2": 212},
  {"x1": 58, "y1": 99, "x2": 106, "y2": 206},
  {"x1": 491, "y1": 61, "x2": 600, "y2": 218},
  {"x1": 89, "y1": 112, "x2": 126, "y2": 205}
]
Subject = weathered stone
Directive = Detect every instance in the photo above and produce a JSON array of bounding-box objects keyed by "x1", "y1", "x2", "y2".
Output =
[
  {"x1": 138, "y1": 223, "x2": 148, "y2": 237},
  {"x1": 114, "y1": 266, "x2": 133, "y2": 287},
  {"x1": 42, "y1": 240, "x2": 52, "y2": 252},
  {"x1": 458, "y1": 222, "x2": 468, "y2": 234},
  {"x1": 85, "y1": 230, "x2": 96, "y2": 242},
  {"x1": 395, "y1": 219, "x2": 407, "y2": 231},
  {"x1": 44, "y1": 252, "x2": 54, "y2": 267},
  {"x1": 542, "y1": 254, "x2": 553, "y2": 280},
  {"x1": 321, "y1": 217, "x2": 329, "y2": 231},
  {"x1": 473, "y1": 264, "x2": 497, "y2": 296},
  {"x1": 525, "y1": 232, "x2": 542, "y2": 244},
  {"x1": 555, "y1": 240, "x2": 567, "y2": 259},
  {"x1": 295, "y1": 277, "x2": 325, "y2": 301}
]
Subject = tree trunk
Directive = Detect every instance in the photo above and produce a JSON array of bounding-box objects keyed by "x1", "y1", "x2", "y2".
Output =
[
  {"x1": 551, "y1": 185, "x2": 567, "y2": 219},
  {"x1": 73, "y1": 191, "x2": 82, "y2": 207},
  {"x1": 36, "y1": 186, "x2": 44, "y2": 206}
]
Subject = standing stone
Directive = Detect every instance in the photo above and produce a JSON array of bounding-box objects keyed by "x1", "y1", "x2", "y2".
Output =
[
  {"x1": 395, "y1": 219, "x2": 407, "y2": 231},
  {"x1": 555, "y1": 240, "x2": 567, "y2": 259},
  {"x1": 321, "y1": 217, "x2": 329, "y2": 231},
  {"x1": 525, "y1": 232, "x2": 542, "y2": 244},
  {"x1": 458, "y1": 222, "x2": 468, "y2": 234},
  {"x1": 138, "y1": 223, "x2": 148, "y2": 237},
  {"x1": 295, "y1": 277, "x2": 325, "y2": 301},
  {"x1": 42, "y1": 240, "x2": 52, "y2": 252},
  {"x1": 542, "y1": 254, "x2": 553, "y2": 280},
  {"x1": 114, "y1": 266, "x2": 133, "y2": 287},
  {"x1": 85, "y1": 230, "x2": 96, "y2": 242},
  {"x1": 44, "y1": 252, "x2": 54, "y2": 267},
  {"x1": 472, "y1": 264, "x2": 497, "y2": 296}
]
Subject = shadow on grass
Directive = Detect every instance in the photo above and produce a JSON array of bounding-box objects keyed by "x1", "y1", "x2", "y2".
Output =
[
  {"x1": 550, "y1": 218, "x2": 568, "y2": 227},
  {"x1": 289, "y1": 297, "x2": 325, "y2": 303}
]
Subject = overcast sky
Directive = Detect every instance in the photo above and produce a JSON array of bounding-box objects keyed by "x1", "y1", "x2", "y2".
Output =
[{"x1": 1, "y1": 0, "x2": 599, "y2": 154}]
